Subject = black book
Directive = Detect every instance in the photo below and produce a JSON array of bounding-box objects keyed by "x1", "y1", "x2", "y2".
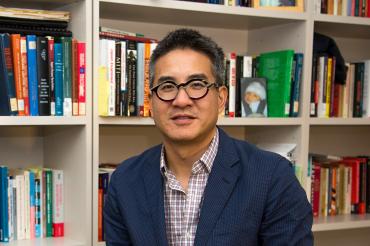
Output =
[
  {"x1": 126, "y1": 40, "x2": 137, "y2": 117},
  {"x1": 0, "y1": 26, "x2": 72, "y2": 37},
  {"x1": 36, "y1": 36, "x2": 50, "y2": 116},
  {"x1": 0, "y1": 16, "x2": 68, "y2": 29},
  {"x1": 115, "y1": 41, "x2": 122, "y2": 116}
]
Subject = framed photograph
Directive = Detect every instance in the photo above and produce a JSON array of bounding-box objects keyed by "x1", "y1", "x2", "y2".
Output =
[
  {"x1": 253, "y1": 0, "x2": 304, "y2": 12},
  {"x1": 240, "y1": 77, "x2": 268, "y2": 118}
]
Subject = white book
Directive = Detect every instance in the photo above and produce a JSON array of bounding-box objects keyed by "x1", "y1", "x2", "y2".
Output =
[
  {"x1": 257, "y1": 143, "x2": 297, "y2": 162},
  {"x1": 52, "y1": 170, "x2": 64, "y2": 237},
  {"x1": 333, "y1": 0, "x2": 338, "y2": 15},
  {"x1": 24, "y1": 170, "x2": 30, "y2": 239},
  {"x1": 15, "y1": 175, "x2": 25, "y2": 240},
  {"x1": 362, "y1": 60, "x2": 370, "y2": 117},
  {"x1": 317, "y1": 56, "x2": 327, "y2": 118},
  {"x1": 242, "y1": 55, "x2": 253, "y2": 78},
  {"x1": 228, "y1": 53, "x2": 236, "y2": 117},
  {"x1": 8, "y1": 178, "x2": 14, "y2": 241}
]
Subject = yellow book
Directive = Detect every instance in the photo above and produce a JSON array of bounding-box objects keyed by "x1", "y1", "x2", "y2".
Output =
[
  {"x1": 326, "y1": 58, "x2": 333, "y2": 117},
  {"x1": 98, "y1": 66, "x2": 109, "y2": 116}
]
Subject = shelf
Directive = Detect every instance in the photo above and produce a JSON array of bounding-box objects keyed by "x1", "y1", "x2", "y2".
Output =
[
  {"x1": 314, "y1": 14, "x2": 370, "y2": 39},
  {"x1": 99, "y1": 0, "x2": 307, "y2": 30},
  {"x1": 309, "y1": 118, "x2": 370, "y2": 126},
  {"x1": 0, "y1": 116, "x2": 88, "y2": 126},
  {"x1": 313, "y1": 214, "x2": 370, "y2": 232},
  {"x1": 98, "y1": 117, "x2": 302, "y2": 126},
  {"x1": 0, "y1": 237, "x2": 85, "y2": 246}
]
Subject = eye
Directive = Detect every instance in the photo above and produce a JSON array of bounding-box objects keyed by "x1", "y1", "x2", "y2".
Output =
[
  {"x1": 158, "y1": 82, "x2": 176, "y2": 92},
  {"x1": 189, "y1": 80, "x2": 207, "y2": 90}
]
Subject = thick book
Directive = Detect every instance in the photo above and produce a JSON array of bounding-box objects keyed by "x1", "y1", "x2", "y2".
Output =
[
  {"x1": 143, "y1": 43, "x2": 151, "y2": 117},
  {"x1": 137, "y1": 42, "x2": 145, "y2": 117},
  {"x1": 77, "y1": 42, "x2": 86, "y2": 116},
  {"x1": 11, "y1": 34, "x2": 25, "y2": 115},
  {"x1": 290, "y1": 53, "x2": 304, "y2": 117},
  {"x1": 45, "y1": 169, "x2": 53, "y2": 237},
  {"x1": 26, "y1": 35, "x2": 39, "y2": 116},
  {"x1": 59, "y1": 37, "x2": 73, "y2": 116},
  {"x1": 47, "y1": 37, "x2": 55, "y2": 116},
  {"x1": 52, "y1": 170, "x2": 64, "y2": 237},
  {"x1": 126, "y1": 40, "x2": 137, "y2": 116},
  {"x1": 0, "y1": 166, "x2": 9, "y2": 242},
  {"x1": 20, "y1": 36, "x2": 30, "y2": 116},
  {"x1": 228, "y1": 52, "x2": 236, "y2": 117},
  {"x1": 36, "y1": 36, "x2": 51, "y2": 116},
  {"x1": 115, "y1": 41, "x2": 122, "y2": 116},
  {"x1": 54, "y1": 42, "x2": 64, "y2": 116},
  {"x1": 258, "y1": 49, "x2": 294, "y2": 117},
  {"x1": 0, "y1": 33, "x2": 18, "y2": 116}
]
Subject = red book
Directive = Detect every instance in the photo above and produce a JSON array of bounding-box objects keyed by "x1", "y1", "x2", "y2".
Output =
[
  {"x1": 77, "y1": 42, "x2": 86, "y2": 116},
  {"x1": 20, "y1": 36, "x2": 30, "y2": 115},
  {"x1": 342, "y1": 157, "x2": 361, "y2": 213}
]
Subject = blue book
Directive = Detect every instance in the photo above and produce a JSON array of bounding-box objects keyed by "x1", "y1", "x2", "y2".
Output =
[
  {"x1": 0, "y1": 33, "x2": 18, "y2": 116},
  {"x1": 27, "y1": 35, "x2": 39, "y2": 116},
  {"x1": 0, "y1": 166, "x2": 9, "y2": 242},
  {"x1": 54, "y1": 43, "x2": 64, "y2": 116}
]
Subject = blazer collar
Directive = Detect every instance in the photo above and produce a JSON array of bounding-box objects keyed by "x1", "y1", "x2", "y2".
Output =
[{"x1": 194, "y1": 128, "x2": 241, "y2": 245}]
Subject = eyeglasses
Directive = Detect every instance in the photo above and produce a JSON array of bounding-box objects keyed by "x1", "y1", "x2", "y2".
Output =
[{"x1": 150, "y1": 79, "x2": 219, "y2": 102}]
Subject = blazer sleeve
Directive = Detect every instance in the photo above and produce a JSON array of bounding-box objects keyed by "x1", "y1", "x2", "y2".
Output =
[
  {"x1": 103, "y1": 171, "x2": 133, "y2": 246},
  {"x1": 258, "y1": 157, "x2": 314, "y2": 246}
]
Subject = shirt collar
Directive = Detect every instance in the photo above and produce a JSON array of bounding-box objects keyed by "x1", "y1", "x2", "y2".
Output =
[{"x1": 160, "y1": 128, "x2": 219, "y2": 177}]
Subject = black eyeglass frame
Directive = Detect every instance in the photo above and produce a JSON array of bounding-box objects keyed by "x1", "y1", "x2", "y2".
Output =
[{"x1": 150, "y1": 78, "x2": 219, "y2": 102}]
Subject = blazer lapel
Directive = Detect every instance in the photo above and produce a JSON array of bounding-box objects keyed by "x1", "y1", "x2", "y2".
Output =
[
  {"x1": 194, "y1": 129, "x2": 241, "y2": 246},
  {"x1": 142, "y1": 146, "x2": 168, "y2": 246}
]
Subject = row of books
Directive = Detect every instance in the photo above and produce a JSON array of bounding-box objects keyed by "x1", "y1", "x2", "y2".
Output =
[
  {"x1": 309, "y1": 155, "x2": 370, "y2": 217},
  {"x1": 97, "y1": 164, "x2": 117, "y2": 242},
  {"x1": 0, "y1": 166, "x2": 64, "y2": 243},
  {"x1": 225, "y1": 50, "x2": 303, "y2": 118},
  {"x1": 0, "y1": 33, "x2": 86, "y2": 116},
  {"x1": 318, "y1": 0, "x2": 370, "y2": 17},
  {"x1": 179, "y1": 0, "x2": 251, "y2": 6},
  {"x1": 310, "y1": 56, "x2": 370, "y2": 118}
]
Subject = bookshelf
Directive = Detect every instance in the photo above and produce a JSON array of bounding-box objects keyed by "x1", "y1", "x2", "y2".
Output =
[
  {"x1": 92, "y1": 0, "x2": 370, "y2": 245},
  {"x1": 0, "y1": 0, "x2": 92, "y2": 245}
]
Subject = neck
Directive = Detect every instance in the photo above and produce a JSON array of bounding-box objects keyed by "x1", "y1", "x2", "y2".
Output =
[{"x1": 163, "y1": 128, "x2": 216, "y2": 181}]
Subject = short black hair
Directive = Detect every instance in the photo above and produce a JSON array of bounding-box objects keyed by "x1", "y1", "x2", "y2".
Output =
[{"x1": 149, "y1": 28, "x2": 225, "y2": 88}]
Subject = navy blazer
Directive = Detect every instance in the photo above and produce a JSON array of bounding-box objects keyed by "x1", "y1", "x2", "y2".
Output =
[{"x1": 104, "y1": 129, "x2": 313, "y2": 245}]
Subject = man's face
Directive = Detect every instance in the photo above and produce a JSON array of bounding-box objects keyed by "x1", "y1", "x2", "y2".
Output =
[
  {"x1": 150, "y1": 48, "x2": 227, "y2": 144},
  {"x1": 245, "y1": 92, "x2": 260, "y2": 104}
]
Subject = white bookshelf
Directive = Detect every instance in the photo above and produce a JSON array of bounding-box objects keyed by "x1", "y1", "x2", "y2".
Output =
[
  {"x1": 0, "y1": 0, "x2": 92, "y2": 245},
  {"x1": 313, "y1": 214, "x2": 370, "y2": 232}
]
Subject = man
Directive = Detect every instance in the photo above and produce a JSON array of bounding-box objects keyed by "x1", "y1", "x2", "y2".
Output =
[{"x1": 104, "y1": 28, "x2": 313, "y2": 245}]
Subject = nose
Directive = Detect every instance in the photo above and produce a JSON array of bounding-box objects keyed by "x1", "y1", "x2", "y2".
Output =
[{"x1": 172, "y1": 87, "x2": 193, "y2": 107}]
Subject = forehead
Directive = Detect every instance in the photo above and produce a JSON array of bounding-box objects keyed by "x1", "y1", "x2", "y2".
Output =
[{"x1": 154, "y1": 48, "x2": 214, "y2": 80}]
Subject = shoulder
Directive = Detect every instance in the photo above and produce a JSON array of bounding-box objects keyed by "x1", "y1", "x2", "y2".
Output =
[{"x1": 110, "y1": 144, "x2": 161, "y2": 184}]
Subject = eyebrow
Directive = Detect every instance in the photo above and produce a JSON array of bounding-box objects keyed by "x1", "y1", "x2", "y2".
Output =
[{"x1": 157, "y1": 73, "x2": 209, "y2": 84}]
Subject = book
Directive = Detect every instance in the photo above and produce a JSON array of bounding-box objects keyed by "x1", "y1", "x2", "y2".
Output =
[
  {"x1": 77, "y1": 42, "x2": 86, "y2": 116},
  {"x1": 20, "y1": 36, "x2": 30, "y2": 116},
  {"x1": 54, "y1": 42, "x2": 64, "y2": 116},
  {"x1": 72, "y1": 39, "x2": 79, "y2": 116},
  {"x1": 36, "y1": 36, "x2": 51, "y2": 116},
  {"x1": 26, "y1": 35, "x2": 39, "y2": 116},
  {"x1": 227, "y1": 52, "x2": 236, "y2": 117},
  {"x1": 0, "y1": 33, "x2": 18, "y2": 116},
  {"x1": 0, "y1": 7, "x2": 70, "y2": 21},
  {"x1": 258, "y1": 49, "x2": 294, "y2": 117},
  {"x1": 240, "y1": 77, "x2": 267, "y2": 117},
  {"x1": 10, "y1": 34, "x2": 25, "y2": 116},
  {"x1": 52, "y1": 170, "x2": 64, "y2": 237},
  {"x1": 0, "y1": 166, "x2": 9, "y2": 242},
  {"x1": 289, "y1": 53, "x2": 304, "y2": 117},
  {"x1": 47, "y1": 37, "x2": 55, "y2": 116},
  {"x1": 61, "y1": 37, "x2": 73, "y2": 116}
]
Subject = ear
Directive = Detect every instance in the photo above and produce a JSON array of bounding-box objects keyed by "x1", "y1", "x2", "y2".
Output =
[
  {"x1": 149, "y1": 93, "x2": 154, "y2": 118},
  {"x1": 217, "y1": 86, "x2": 228, "y2": 115}
]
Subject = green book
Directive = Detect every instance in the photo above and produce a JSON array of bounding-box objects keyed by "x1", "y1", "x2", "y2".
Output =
[
  {"x1": 258, "y1": 49, "x2": 294, "y2": 117},
  {"x1": 45, "y1": 169, "x2": 53, "y2": 237},
  {"x1": 60, "y1": 37, "x2": 72, "y2": 116}
]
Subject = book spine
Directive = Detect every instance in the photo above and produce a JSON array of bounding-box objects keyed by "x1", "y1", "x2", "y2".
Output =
[
  {"x1": 29, "y1": 171, "x2": 35, "y2": 239},
  {"x1": 235, "y1": 56, "x2": 243, "y2": 117},
  {"x1": 54, "y1": 43, "x2": 64, "y2": 116},
  {"x1": 143, "y1": 42, "x2": 151, "y2": 117},
  {"x1": 72, "y1": 39, "x2": 79, "y2": 116},
  {"x1": 120, "y1": 41, "x2": 128, "y2": 116},
  {"x1": 20, "y1": 37, "x2": 30, "y2": 116},
  {"x1": 107, "y1": 39, "x2": 116, "y2": 116},
  {"x1": 11, "y1": 34, "x2": 25, "y2": 116},
  {"x1": 45, "y1": 170, "x2": 53, "y2": 237},
  {"x1": 26, "y1": 35, "x2": 39, "y2": 116},
  {"x1": 137, "y1": 42, "x2": 145, "y2": 117},
  {"x1": 77, "y1": 42, "x2": 86, "y2": 116},
  {"x1": 291, "y1": 53, "x2": 303, "y2": 117},
  {"x1": 52, "y1": 170, "x2": 64, "y2": 237},
  {"x1": 62, "y1": 37, "x2": 72, "y2": 116},
  {"x1": 312, "y1": 164, "x2": 321, "y2": 217},
  {"x1": 127, "y1": 40, "x2": 137, "y2": 116},
  {"x1": 228, "y1": 52, "x2": 236, "y2": 117},
  {"x1": 0, "y1": 167, "x2": 9, "y2": 242},
  {"x1": 115, "y1": 42, "x2": 122, "y2": 116},
  {"x1": 34, "y1": 179, "x2": 41, "y2": 238},
  {"x1": 48, "y1": 37, "x2": 55, "y2": 116},
  {"x1": 36, "y1": 36, "x2": 51, "y2": 116},
  {"x1": 0, "y1": 33, "x2": 18, "y2": 116}
]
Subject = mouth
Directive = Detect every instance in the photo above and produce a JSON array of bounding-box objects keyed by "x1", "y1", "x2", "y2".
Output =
[{"x1": 170, "y1": 114, "x2": 196, "y2": 124}]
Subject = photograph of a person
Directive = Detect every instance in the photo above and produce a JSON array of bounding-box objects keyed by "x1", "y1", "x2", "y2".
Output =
[
  {"x1": 253, "y1": 0, "x2": 303, "y2": 11},
  {"x1": 241, "y1": 77, "x2": 268, "y2": 117}
]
